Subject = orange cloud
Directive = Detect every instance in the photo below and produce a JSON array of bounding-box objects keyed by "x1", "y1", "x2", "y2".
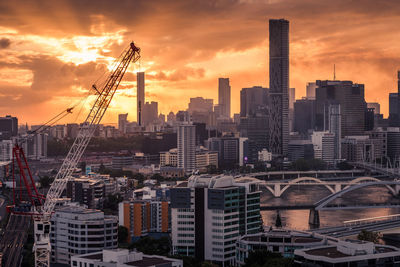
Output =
[{"x1": 0, "y1": 0, "x2": 399, "y2": 125}]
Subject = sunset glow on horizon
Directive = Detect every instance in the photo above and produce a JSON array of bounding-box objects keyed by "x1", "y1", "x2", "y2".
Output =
[{"x1": 1, "y1": 0, "x2": 400, "y2": 125}]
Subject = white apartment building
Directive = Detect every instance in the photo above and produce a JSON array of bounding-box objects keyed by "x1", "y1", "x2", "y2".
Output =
[
  {"x1": 171, "y1": 175, "x2": 261, "y2": 266},
  {"x1": 50, "y1": 205, "x2": 118, "y2": 265},
  {"x1": 311, "y1": 131, "x2": 335, "y2": 165}
]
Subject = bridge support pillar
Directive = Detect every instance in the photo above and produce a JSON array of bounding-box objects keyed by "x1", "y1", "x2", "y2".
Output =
[
  {"x1": 334, "y1": 184, "x2": 341, "y2": 193},
  {"x1": 395, "y1": 185, "x2": 400, "y2": 196},
  {"x1": 309, "y1": 208, "x2": 320, "y2": 228},
  {"x1": 273, "y1": 184, "x2": 282, "y2": 197}
]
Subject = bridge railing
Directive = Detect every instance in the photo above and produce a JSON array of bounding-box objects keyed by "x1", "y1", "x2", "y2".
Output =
[{"x1": 343, "y1": 214, "x2": 400, "y2": 227}]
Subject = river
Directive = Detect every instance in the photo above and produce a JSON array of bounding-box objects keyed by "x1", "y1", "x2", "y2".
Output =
[{"x1": 260, "y1": 184, "x2": 400, "y2": 230}]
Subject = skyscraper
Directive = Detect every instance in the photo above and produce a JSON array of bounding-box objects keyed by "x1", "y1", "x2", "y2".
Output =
[
  {"x1": 0, "y1": 115, "x2": 18, "y2": 140},
  {"x1": 118, "y1": 113, "x2": 128, "y2": 133},
  {"x1": 293, "y1": 98, "x2": 315, "y2": 136},
  {"x1": 269, "y1": 19, "x2": 289, "y2": 156},
  {"x1": 177, "y1": 124, "x2": 196, "y2": 173},
  {"x1": 306, "y1": 82, "x2": 317, "y2": 100},
  {"x1": 325, "y1": 103, "x2": 341, "y2": 160},
  {"x1": 315, "y1": 80, "x2": 365, "y2": 137},
  {"x1": 218, "y1": 78, "x2": 231, "y2": 118},
  {"x1": 240, "y1": 86, "x2": 269, "y2": 117},
  {"x1": 389, "y1": 71, "x2": 400, "y2": 127},
  {"x1": 137, "y1": 72, "x2": 145, "y2": 126}
]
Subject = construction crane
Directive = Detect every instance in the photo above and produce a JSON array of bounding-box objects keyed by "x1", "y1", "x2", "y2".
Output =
[
  {"x1": 34, "y1": 42, "x2": 141, "y2": 267},
  {"x1": 7, "y1": 106, "x2": 76, "y2": 216}
]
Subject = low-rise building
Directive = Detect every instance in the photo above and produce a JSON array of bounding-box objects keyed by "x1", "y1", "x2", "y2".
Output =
[
  {"x1": 50, "y1": 205, "x2": 118, "y2": 265},
  {"x1": 236, "y1": 229, "x2": 326, "y2": 265},
  {"x1": 66, "y1": 177, "x2": 105, "y2": 209},
  {"x1": 71, "y1": 249, "x2": 183, "y2": 267},
  {"x1": 294, "y1": 239, "x2": 400, "y2": 266},
  {"x1": 160, "y1": 146, "x2": 218, "y2": 173}
]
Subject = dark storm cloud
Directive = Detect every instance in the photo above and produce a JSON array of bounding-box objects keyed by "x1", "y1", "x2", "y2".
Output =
[{"x1": 0, "y1": 38, "x2": 10, "y2": 49}]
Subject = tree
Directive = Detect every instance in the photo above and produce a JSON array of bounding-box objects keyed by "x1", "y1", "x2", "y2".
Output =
[
  {"x1": 275, "y1": 211, "x2": 282, "y2": 228},
  {"x1": 151, "y1": 173, "x2": 164, "y2": 181},
  {"x1": 103, "y1": 193, "x2": 123, "y2": 214},
  {"x1": 118, "y1": 226, "x2": 129, "y2": 244},
  {"x1": 337, "y1": 161, "x2": 353, "y2": 170},
  {"x1": 357, "y1": 230, "x2": 381, "y2": 243},
  {"x1": 129, "y1": 236, "x2": 170, "y2": 256}
]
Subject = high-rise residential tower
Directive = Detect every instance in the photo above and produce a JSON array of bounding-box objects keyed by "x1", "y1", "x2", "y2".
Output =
[
  {"x1": 137, "y1": 72, "x2": 145, "y2": 126},
  {"x1": 177, "y1": 124, "x2": 196, "y2": 173},
  {"x1": 218, "y1": 78, "x2": 231, "y2": 118},
  {"x1": 269, "y1": 19, "x2": 289, "y2": 156}
]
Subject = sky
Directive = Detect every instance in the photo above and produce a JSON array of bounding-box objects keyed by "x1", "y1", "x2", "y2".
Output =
[{"x1": 0, "y1": 0, "x2": 399, "y2": 125}]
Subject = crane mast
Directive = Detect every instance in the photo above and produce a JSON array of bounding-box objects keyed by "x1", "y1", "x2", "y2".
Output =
[{"x1": 34, "y1": 42, "x2": 140, "y2": 267}]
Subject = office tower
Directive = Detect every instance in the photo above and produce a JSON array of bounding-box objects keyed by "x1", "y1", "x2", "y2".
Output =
[
  {"x1": 306, "y1": 82, "x2": 317, "y2": 100},
  {"x1": 240, "y1": 116, "x2": 269, "y2": 163},
  {"x1": 365, "y1": 107, "x2": 375, "y2": 131},
  {"x1": 269, "y1": 19, "x2": 289, "y2": 156},
  {"x1": 171, "y1": 175, "x2": 261, "y2": 265},
  {"x1": 311, "y1": 131, "x2": 335, "y2": 165},
  {"x1": 218, "y1": 78, "x2": 231, "y2": 118},
  {"x1": 289, "y1": 87, "x2": 295, "y2": 132},
  {"x1": 0, "y1": 115, "x2": 18, "y2": 140},
  {"x1": 288, "y1": 140, "x2": 314, "y2": 162},
  {"x1": 188, "y1": 97, "x2": 214, "y2": 114},
  {"x1": 167, "y1": 112, "x2": 176, "y2": 125},
  {"x1": 142, "y1": 101, "x2": 158, "y2": 126},
  {"x1": 239, "y1": 137, "x2": 249, "y2": 166},
  {"x1": 66, "y1": 177, "x2": 106, "y2": 209},
  {"x1": 50, "y1": 205, "x2": 118, "y2": 265},
  {"x1": 240, "y1": 86, "x2": 269, "y2": 117},
  {"x1": 177, "y1": 124, "x2": 196, "y2": 173},
  {"x1": 387, "y1": 128, "x2": 400, "y2": 163},
  {"x1": 66, "y1": 123, "x2": 79, "y2": 138},
  {"x1": 118, "y1": 113, "x2": 128, "y2": 133},
  {"x1": 315, "y1": 80, "x2": 365, "y2": 137},
  {"x1": 389, "y1": 71, "x2": 400, "y2": 127},
  {"x1": 368, "y1": 129, "x2": 387, "y2": 159},
  {"x1": 341, "y1": 136, "x2": 382, "y2": 163},
  {"x1": 21, "y1": 133, "x2": 48, "y2": 160},
  {"x1": 137, "y1": 72, "x2": 145, "y2": 126},
  {"x1": 119, "y1": 199, "x2": 170, "y2": 242},
  {"x1": 293, "y1": 98, "x2": 315, "y2": 136},
  {"x1": 325, "y1": 103, "x2": 341, "y2": 160},
  {"x1": 205, "y1": 136, "x2": 240, "y2": 169},
  {"x1": 0, "y1": 140, "x2": 13, "y2": 161},
  {"x1": 367, "y1": 102, "x2": 380, "y2": 115}
]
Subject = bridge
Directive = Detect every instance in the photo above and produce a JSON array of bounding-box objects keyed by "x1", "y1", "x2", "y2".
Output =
[
  {"x1": 249, "y1": 176, "x2": 400, "y2": 198},
  {"x1": 350, "y1": 161, "x2": 400, "y2": 178},
  {"x1": 236, "y1": 176, "x2": 400, "y2": 227},
  {"x1": 311, "y1": 214, "x2": 400, "y2": 238},
  {"x1": 248, "y1": 169, "x2": 367, "y2": 180}
]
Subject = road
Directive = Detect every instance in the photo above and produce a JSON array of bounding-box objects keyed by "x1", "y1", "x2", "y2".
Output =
[{"x1": 0, "y1": 214, "x2": 31, "y2": 267}]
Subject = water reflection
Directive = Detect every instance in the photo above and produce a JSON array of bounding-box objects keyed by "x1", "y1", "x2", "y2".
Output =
[{"x1": 260, "y1": 185, "x2": 400, "y2": 230}]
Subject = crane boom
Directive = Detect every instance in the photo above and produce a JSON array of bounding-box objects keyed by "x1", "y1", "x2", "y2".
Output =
[{"x1": 34, "y1": 42, "x2": 140, "y2": 267}]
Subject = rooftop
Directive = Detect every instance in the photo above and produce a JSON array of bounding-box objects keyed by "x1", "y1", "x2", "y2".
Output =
[{"x1": 126, "y1": 256, "x2": 175, "y2": 266}]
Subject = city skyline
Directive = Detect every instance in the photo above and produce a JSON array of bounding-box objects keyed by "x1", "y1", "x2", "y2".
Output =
[{"x1": 0, "y1": 0, "x2": 400, "y2": 125}]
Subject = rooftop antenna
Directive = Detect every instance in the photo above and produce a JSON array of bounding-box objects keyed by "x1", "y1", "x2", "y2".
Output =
[{"x1": 333, "y1": 64, "x2": 336, "y2": 81}]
